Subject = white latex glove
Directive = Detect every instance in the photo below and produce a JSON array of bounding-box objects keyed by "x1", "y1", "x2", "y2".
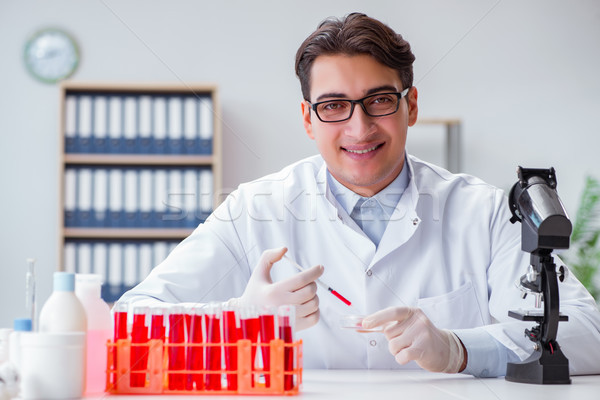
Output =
[
  {"x1": 362, "y1": 307, "x2": 466, "y2": 373},
  {"x1": 235, "y1": 247, "x2": 324, "y2": 331}
]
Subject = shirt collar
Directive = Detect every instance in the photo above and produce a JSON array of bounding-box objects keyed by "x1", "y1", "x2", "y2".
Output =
[{"x1": 326, "y1": 156, "x2": 410, "y2": 217}]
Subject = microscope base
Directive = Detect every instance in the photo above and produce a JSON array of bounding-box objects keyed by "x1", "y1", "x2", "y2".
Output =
[{"x1": 506, "y1": 347, "x2": 571, "y2": 384}]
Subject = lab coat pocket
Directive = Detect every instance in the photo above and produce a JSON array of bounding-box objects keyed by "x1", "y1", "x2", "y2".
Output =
[{"x1": 416, "y1": 281, "x2": 484, "y2": 329}]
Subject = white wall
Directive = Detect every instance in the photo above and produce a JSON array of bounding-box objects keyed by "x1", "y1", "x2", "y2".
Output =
[{"x1": 1, "y1": 0, "x2": 599, "y2": 327}]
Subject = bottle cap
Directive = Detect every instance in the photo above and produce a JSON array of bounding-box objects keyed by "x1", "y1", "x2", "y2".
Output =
[
  {"x1": 14, "y1": 318, "x2": 33, "y2": 332},
  {"x1": 75, "y1": 273, "x2": 102, "y2": 298},
  {"x1": 54, "y1": 272, "x2": 75, "y2": 292}
]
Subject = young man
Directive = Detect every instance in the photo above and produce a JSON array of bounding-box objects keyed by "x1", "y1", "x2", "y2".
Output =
[{"x1": 118, "y1": 13, "x2": 600, "y2": 376}]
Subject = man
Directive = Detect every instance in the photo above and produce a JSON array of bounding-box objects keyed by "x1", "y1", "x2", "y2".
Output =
[{"x1": 119, "y1": 13, "x2": 600, "y2": 376}]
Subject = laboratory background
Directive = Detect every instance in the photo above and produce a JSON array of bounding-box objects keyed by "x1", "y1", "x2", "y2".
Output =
[{"x1": 1, "y1": 0, "x2": 599, "y2": 329}]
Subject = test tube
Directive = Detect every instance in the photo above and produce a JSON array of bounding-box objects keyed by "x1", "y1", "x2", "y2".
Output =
[
  {"x1": 239, "y1": 304, "x2": 260, "y2": 387},
  {"x1": 222, "y1": 303, "x2": 239, "y2": 391},
  {"x1": 168, "y1": 305, "x2": 186, "y2": 390},
  {"x1": 150, "y1": 307, "x2": 166, "y2": 341},
  {"x1": 259, "y1": 305, "x2": 277, "y2": 387},
  {"x1": 130, "y1": 306, "x2": 149, "y2": 387},
  {"x1": 185, "y1": 306, "x2": 204, "y2": 391},
  {"x1": 112, "y1": 302, "x2": 128, "y2": 385},
  {"x1": 204, "y1": 302, "x2": 222, "y2": 390},
  {"x1": 25, "y1": 258, "x2": 36, "y2": 331},
  {"x1": 278, "y1": 305, "x2": 296, "y2": 391}
]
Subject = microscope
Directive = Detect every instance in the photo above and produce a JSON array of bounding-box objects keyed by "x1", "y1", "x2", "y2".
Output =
[{"x1": 506, "y1": 166, "x2": 572, "y2": 384}]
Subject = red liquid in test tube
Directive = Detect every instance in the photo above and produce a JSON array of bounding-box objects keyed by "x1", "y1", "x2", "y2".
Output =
[
  {"x1": 112, "y1": 302, "x2": 128, "y2": 385},
  {"x1": 222, "y1": 305, "x2": 239, "y2": 391},
  {"x1": 259, "y1": 306, "x2": 276, "y2": 387},
  {"x1": 130, "y1": 306, "x2": 149, "y2": 387},
  {"x1": 204, "y1": 302, "x2": 222, "y2": 390},
  {"x1": 168, "y1": 306, "x2": 186, "y2": 390},
  {"x1": 240, "y1": 305, "x2": 260, "y2": 387},
  {"x1": 150, "y1": 307, "x2": 166, "y2": 341},
  {"x1": 278, "y1": 305, "x2": 295, "y2": 391},
  {"x1": 186, "y1": 307, "x2": 204, "y2": 391}
]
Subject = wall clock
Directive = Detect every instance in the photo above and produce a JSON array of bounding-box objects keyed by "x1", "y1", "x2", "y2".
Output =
[{"x1": 24, "y1": 28, "x2": 79, "y2": 84}]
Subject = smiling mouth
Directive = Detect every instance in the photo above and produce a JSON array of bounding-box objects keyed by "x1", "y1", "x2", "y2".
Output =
[{"x1": 342, "y1": 143, "x2": 383, "y2": 154}]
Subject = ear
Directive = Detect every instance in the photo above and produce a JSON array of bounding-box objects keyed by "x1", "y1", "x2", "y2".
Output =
[
  {"x1": 406, "y1": 87, "x2": 419, "y2": 127},
  {"x1": 301, "y1": 101, "x2": 315, "y2": 140}
]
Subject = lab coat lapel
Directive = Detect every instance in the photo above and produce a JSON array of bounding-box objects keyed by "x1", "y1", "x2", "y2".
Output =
[
  {"x1": 318, "y1": 164, "x2": 376, "y2": 270},
  {"x1": 370, "y1": 163, "x2": 420, "y2": 268}
]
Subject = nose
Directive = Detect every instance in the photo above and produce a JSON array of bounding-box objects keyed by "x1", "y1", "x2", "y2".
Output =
[{"x1": 344, "y1": 103, "x2": 375, "y2": 139}]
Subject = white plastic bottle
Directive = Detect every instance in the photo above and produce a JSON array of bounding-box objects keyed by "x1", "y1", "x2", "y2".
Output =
[
  {"x1": 75, "y1": 274, "x2": 112, "y2": 394},
  {"x1": 8, "y1": 318, "x2": 32, "y2": 371},
  {"x1": 39, "y1": 272, "x2": 87, "y2": 332}
]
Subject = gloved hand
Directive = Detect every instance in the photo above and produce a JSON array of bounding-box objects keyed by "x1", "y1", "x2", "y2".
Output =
[
  {"x1": 235, "y1": 247, "x2": 324, "y2": 331},
  {"x1": 362, "y1": 307, "x2": 466, "y2": 373}
]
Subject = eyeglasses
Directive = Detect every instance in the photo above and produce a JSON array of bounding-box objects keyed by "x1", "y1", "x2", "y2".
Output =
[{"x1": 308, "y1": 88, "x2": 410, "y2": 123}]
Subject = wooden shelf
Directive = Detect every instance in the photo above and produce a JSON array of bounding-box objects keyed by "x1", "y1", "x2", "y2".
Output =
[
  {"x1": 64, "y1": 153, "x2": 215, "y2": 166},
  {"x1": 63, "y1": 228, "x2": 193, "y2": 240}
]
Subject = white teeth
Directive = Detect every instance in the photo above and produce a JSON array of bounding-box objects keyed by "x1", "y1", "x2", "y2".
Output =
[{"x1": 345, "y1": 145, "x2": 379, "y2": 154}]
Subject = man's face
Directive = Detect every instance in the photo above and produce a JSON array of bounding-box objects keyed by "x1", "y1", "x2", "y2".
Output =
[{"x1": 301, "y1": 54, "x2": 418, "y2": 197}]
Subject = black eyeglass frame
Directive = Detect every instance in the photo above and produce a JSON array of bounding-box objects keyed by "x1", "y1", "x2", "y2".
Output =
[{"x1": 308, "y1": 87, "x2": 411, "y2": 123}]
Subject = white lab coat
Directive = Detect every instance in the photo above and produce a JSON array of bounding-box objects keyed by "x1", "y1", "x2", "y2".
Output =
[{"x1": 119, "y1": 154, "x2": 600, "y2": 373}]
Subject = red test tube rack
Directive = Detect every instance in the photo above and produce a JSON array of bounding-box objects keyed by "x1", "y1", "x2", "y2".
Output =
[{"x1": 105, "y1": 304, "x2": 302, "y2": 395}]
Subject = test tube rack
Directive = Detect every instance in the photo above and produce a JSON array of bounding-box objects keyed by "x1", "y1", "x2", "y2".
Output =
[{"x1": 105, "y1": 338, "x2": 303, "y2": 395}]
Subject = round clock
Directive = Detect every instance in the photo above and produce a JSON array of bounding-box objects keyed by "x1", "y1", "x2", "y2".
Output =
[{"x1": 24, "y1": 28, "x2": 79, "y2": 83}]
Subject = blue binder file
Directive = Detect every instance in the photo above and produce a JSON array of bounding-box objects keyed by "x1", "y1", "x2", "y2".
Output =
[
  {"x1": 64, "y1": 168, "x2": 77, "y2": 227},
  {"x1": 198, "y1": 96, "x2": 213, "y2": 154},
  {"x1": 138, "y1": 95, "x2": 153, "y2": 154},
  {"x1": 78, "y1": 96, "x2": 93, "y2": 153},
  {"x1": 64, "y1": 95, "x2": 77, "y2": 153},
  {"x1": 92, "y1": 95, "x2": 108, "y2": 153},
  {"x1": 139, "y1": 169, "x2": 153, "y2": 228},
  {"x1": 167, "y1": 96, "x2": 184, "y2": 155},
  {"x1": 108, "y1": 168, "x2": 124, "y2": 228},
  {"x1": 123, "y1": 169, "x2": 139, "y2": 227},
  {"x1": 123, "y1": 96, "x2": 138, "y2": 154},
  {"x1": 153, "y1": 96, "x2": 167, "y2": 154},
  {"x1": 93, "y1": 168, "x2": 109, "y2": 227},
  {"x1": 183, "y1": 96, "x2": 198, "y2": 155},
  {"x1": 108, "y1": 96, "x2": 123, "y2": 154}
]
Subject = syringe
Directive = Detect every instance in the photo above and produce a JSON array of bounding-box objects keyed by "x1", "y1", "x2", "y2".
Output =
[
  {"x1": 283, "y1": 255, "x2": 352, "y2": 306},
  {"x1": 25, "y1": 258, "x2": 36, "y2": 330}
]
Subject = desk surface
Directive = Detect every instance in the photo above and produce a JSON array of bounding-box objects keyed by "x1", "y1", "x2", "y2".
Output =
[{"x1": 89, "y1": 370, "x2": 600, "y2": 400}]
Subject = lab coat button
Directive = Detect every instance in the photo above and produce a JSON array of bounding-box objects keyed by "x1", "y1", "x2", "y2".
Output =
[
  {"x1": 366, "y1": 270, "x2": 373, "y2": 277},
  {"x1": 369, "y1": 340, "x2": 377, "y2": 347},
  {"x1": 412, "y1": 218, "x2": 419, "y2": 226}
]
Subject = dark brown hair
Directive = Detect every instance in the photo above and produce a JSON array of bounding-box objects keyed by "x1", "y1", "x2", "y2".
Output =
[{"x1": 295, "y1": 13, "x2": 415, "y2": 101}]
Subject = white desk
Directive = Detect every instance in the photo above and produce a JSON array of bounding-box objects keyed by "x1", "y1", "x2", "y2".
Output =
[{"x1": 89, "y1": 370, "x2": 600, "y2": 400}]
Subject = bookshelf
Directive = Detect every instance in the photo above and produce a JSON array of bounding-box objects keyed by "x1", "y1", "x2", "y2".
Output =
[{"x1": 58, "y1": 82, "x2": 221, "y2": 302}]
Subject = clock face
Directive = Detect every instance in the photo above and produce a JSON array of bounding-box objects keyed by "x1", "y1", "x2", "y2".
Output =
[{"x1": 24, "y1": 28, "x2": 79, "y2": 83}]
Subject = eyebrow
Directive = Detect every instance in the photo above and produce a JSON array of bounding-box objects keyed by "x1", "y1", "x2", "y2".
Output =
[{"x1": 314, "y1": 85, "x2": 400, "y2": 102}]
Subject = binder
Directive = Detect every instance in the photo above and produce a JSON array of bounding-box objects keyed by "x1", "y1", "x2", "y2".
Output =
[
  {"x1": 138, "y1": 95, "x2": 153, "y2": 153},
  {"x1": 123, "y1": 96, "x2": 138, "y2": 154},
  {"x1": 199, "y1": 96, "x2": 213, "y2": 154},
  {"x1": 139, "y1": 169, "x2": 153, "y2": 228},
  {"x1": 63, "y1": 242, "x2": 76, "y2": 274},
  {"x1": 78, "y1": 95, "x2": 93, "y2": 153},
  {"x1": 64, "y1": 95, "x2": 77, "y2": 153},
  {"x1": 138, "y1": 243, "x2": 153, "y2": 282},
  {"x1": 124, "y1": 169, "x2": 139, "y2": 227},
  {"x1": 106, "y1": 242, "x2": 123, "y2": 302},
  {"x1": 109, "y1": 168, "x2": 124, "y2": 227},
  {"x1": 93, "y1": 168, "x2": 108, "y2": 227},
  {"x1": 77, "y1": 242, "x2": 93, "y2": 274},
  {"x1": 123, "y1": 243, "x2": 138, "y2": 290},
  {"x1": 92, "y1": 242, "x2": 108, "y2": 284},
  {"x1": 108, "y1": 96, "x2": 123, "y2": 154},
  {"x1": 93, "y1": 96, "x2": 108, "y2": 153},
  {"x1": 184, "y1": 169, "x2": 197, "y2": 227},
  {"x1": 153, "y1": 169, "x2": 168, "y2": 227},
  {"x1": 167, "y1": 96, "x2": 183, "y2": 154},
  {"x1": 198, "y1": 168, "x2": 213, "y2": 221},
  {"x1": 153, "y1": 96, "x2": 167, "y2": 154},
  {"x1": 165, "y1": 169, "x2": 184, "y2": 227},
  {"x1": 64, "y1": 168, "x2": 77, "y2": 227},
  {"x1": 183, "y1": 96, "x2": 198, "y2": 154},
  {"x1": 77, "y1": 168, "x2": 93, "y2": 226}
]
